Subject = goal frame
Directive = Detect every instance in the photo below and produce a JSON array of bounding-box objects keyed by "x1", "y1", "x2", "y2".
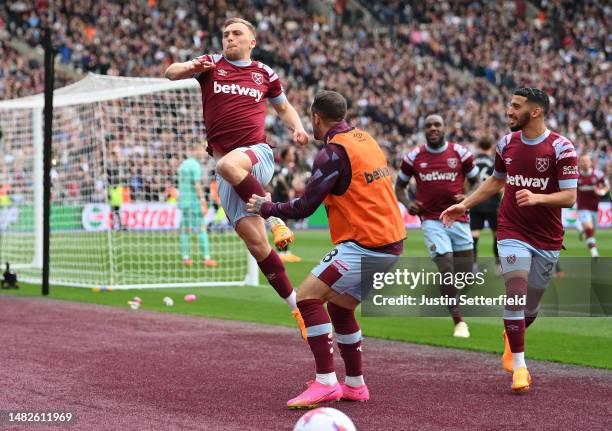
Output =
[{"x1": 0, "y1": 73, "x2": 259, "y2": 289}]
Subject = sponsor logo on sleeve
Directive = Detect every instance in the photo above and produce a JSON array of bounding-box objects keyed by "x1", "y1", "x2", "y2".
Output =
[{"x1": 563, "y1": 165, "x2": 578, "y2": 176}]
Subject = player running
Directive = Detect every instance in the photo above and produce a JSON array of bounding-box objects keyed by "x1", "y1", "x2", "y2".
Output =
[
  {"x1": 177, "y1": 142, "x2": 217, "y2": 267},
  {"x1": 441, "y1": 87, "x2": 578, "y2": 392},
  {"x1": 470, "y1": 136, "x2": 501, "y2": 270},
  {"x1": 395, "y1": 114, "x2": 479, "y2": 338},
  {"x1": 165, "y1": 17, "x2": 309, "y2": 338},
  {"x1": 247, "y1": 91, "x2": 405, "y2": 409},
  {"x1": 576, "y1": 154, "x2": 609, "y2": 257}
]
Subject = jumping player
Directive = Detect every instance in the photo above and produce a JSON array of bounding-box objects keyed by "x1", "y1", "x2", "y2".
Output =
[{"x1": 165, "y1": 17, "x2": 309, "y2": 338}]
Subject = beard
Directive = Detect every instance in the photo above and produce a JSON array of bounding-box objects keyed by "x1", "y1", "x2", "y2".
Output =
[
  {"x1": 425, "y1": 134, "x2": 445, "y2": 147},
  {"x1": 509, "y1": 111, "x2": 530, "y2": 131}
]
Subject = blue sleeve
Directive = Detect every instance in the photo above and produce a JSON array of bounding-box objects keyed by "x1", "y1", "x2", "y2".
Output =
[{"x1": 269, "y1": 93, "x2": 287, "y2": 105}]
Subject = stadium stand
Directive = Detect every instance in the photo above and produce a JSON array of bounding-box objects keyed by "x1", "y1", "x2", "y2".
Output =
[{"x1": 1, "y1": 0, "x2": 609, "y2": 199}]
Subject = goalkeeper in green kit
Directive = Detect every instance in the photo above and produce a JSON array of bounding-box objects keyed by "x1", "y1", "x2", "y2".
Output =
[{"x1": 178, "y1": 142, "x2": 218, "y2": 267}]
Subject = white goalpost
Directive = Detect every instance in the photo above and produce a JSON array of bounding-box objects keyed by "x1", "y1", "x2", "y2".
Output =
[{"x1": 0, "y1": 73, "x2": 259, "y2": 289}]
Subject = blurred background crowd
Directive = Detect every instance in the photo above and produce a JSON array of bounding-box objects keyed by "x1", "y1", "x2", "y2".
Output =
[{"x1": 0, "y1": 0, "x2": 609, "y2": 207}]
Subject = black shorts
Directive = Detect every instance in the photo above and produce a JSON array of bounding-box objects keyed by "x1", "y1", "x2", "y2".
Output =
[{"x1": 470, "y1": 210, "x2": 498, "y2": 231}]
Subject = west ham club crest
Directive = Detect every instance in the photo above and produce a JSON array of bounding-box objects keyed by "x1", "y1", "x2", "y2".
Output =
[
  {"x1": 251, "y1": 72, "x2": 264, "y2": 85},
  {"x1": 535, "y1": 157, "x2": 550, "y2": 173}
]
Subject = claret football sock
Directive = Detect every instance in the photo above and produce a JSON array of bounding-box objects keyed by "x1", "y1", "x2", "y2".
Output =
[
  {"x1": 327, "y1": 302, "x2": 363, "y2": 379},
  {"x1": 257, "y1": 250, "x2": 294, "y2": 303},
  {"x1": 298, "y1": 299, "x2": 335, "y2": 376},
  {"x1": 234, "y1": 173, "x2": 266, "y2": 203}
]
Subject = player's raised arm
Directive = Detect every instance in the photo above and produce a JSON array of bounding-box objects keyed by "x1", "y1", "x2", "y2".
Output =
[
  {"x1": 249, "y1": 91, "x2": 355, "y2": 219},
  {"x1": 272, "y1": 99, "x2": 309, "y2": 145},
  {"x1": 165, "y1": 55, "x2": 215, "y2": 81}
]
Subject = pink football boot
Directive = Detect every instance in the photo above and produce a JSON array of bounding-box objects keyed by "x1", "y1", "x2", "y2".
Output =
[
  {"x1": 340, "y1": 382, "x2": 370, "y2": 402},
  {"x1": 287, "y1": 380, "x2": 342, "y2": 409}
]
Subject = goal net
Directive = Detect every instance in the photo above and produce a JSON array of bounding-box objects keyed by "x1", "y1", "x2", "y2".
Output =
[{"x1": 0, "y1": 73, "x2": 258, "y2": 289}]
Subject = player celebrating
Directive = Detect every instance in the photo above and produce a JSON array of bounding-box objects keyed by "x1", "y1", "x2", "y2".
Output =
[
  {"x1": 577, "y1": 154, "x2": 609, "y2": 257},
  {"x1": 441, "y1": 87, "x2": 578, "y2": 392},
  {"x1": 470, "y1": 136, "x2": 501, "y2": 270},
  {"x1": 165, "y1": 18, "x2": 309, "y2": 338},
  {"x1": 395, "y1": 114, "x2": 479, "y2": 338},
  {"x1": 247, "y1": 91, "x2": 405, "y2": 409},
  {"x1": 178, "y1": 142, "x2": 217, "y2": 267}
]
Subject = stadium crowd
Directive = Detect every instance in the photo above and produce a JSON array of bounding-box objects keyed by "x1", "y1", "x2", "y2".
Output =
[
  {"x1": 0, "y1": 0, "x2": 609, "y2": 206},
  {"x1": 355, "y1": 0, "x2": 610, "y2": 161}
]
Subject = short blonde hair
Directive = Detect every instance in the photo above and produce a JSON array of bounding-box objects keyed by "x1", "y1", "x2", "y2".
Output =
[{"x1": 223, "y1": 18, "x2": 256, "y2": 38}]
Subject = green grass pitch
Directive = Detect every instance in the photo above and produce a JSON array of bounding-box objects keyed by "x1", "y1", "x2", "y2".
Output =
[{"x1": 4, "y1": 228, "x2": 611, "y2": 369}]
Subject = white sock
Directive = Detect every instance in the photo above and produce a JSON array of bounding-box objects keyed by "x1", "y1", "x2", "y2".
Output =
[
  {"x1": 204, "y1": 255, "x2": 210, "y2": 260},
  {"x1": 183, "y1": 255, "x2": 189, "y2": 260},
  {"x1": 316, "y1": 372, "x2": 338, "y2": 386},
  {"x1": 591, "y1": 247, "x2": 599, "y2": 257},
  {"x1": 345, "y1": 375, "x2": 365, "y2": 387},
  {"x1": 285, "y1": 291, "x2": 297, "y2": 310},
  {"x1": 513, "y1": 352, "x2": 526, "y2": 370}
]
